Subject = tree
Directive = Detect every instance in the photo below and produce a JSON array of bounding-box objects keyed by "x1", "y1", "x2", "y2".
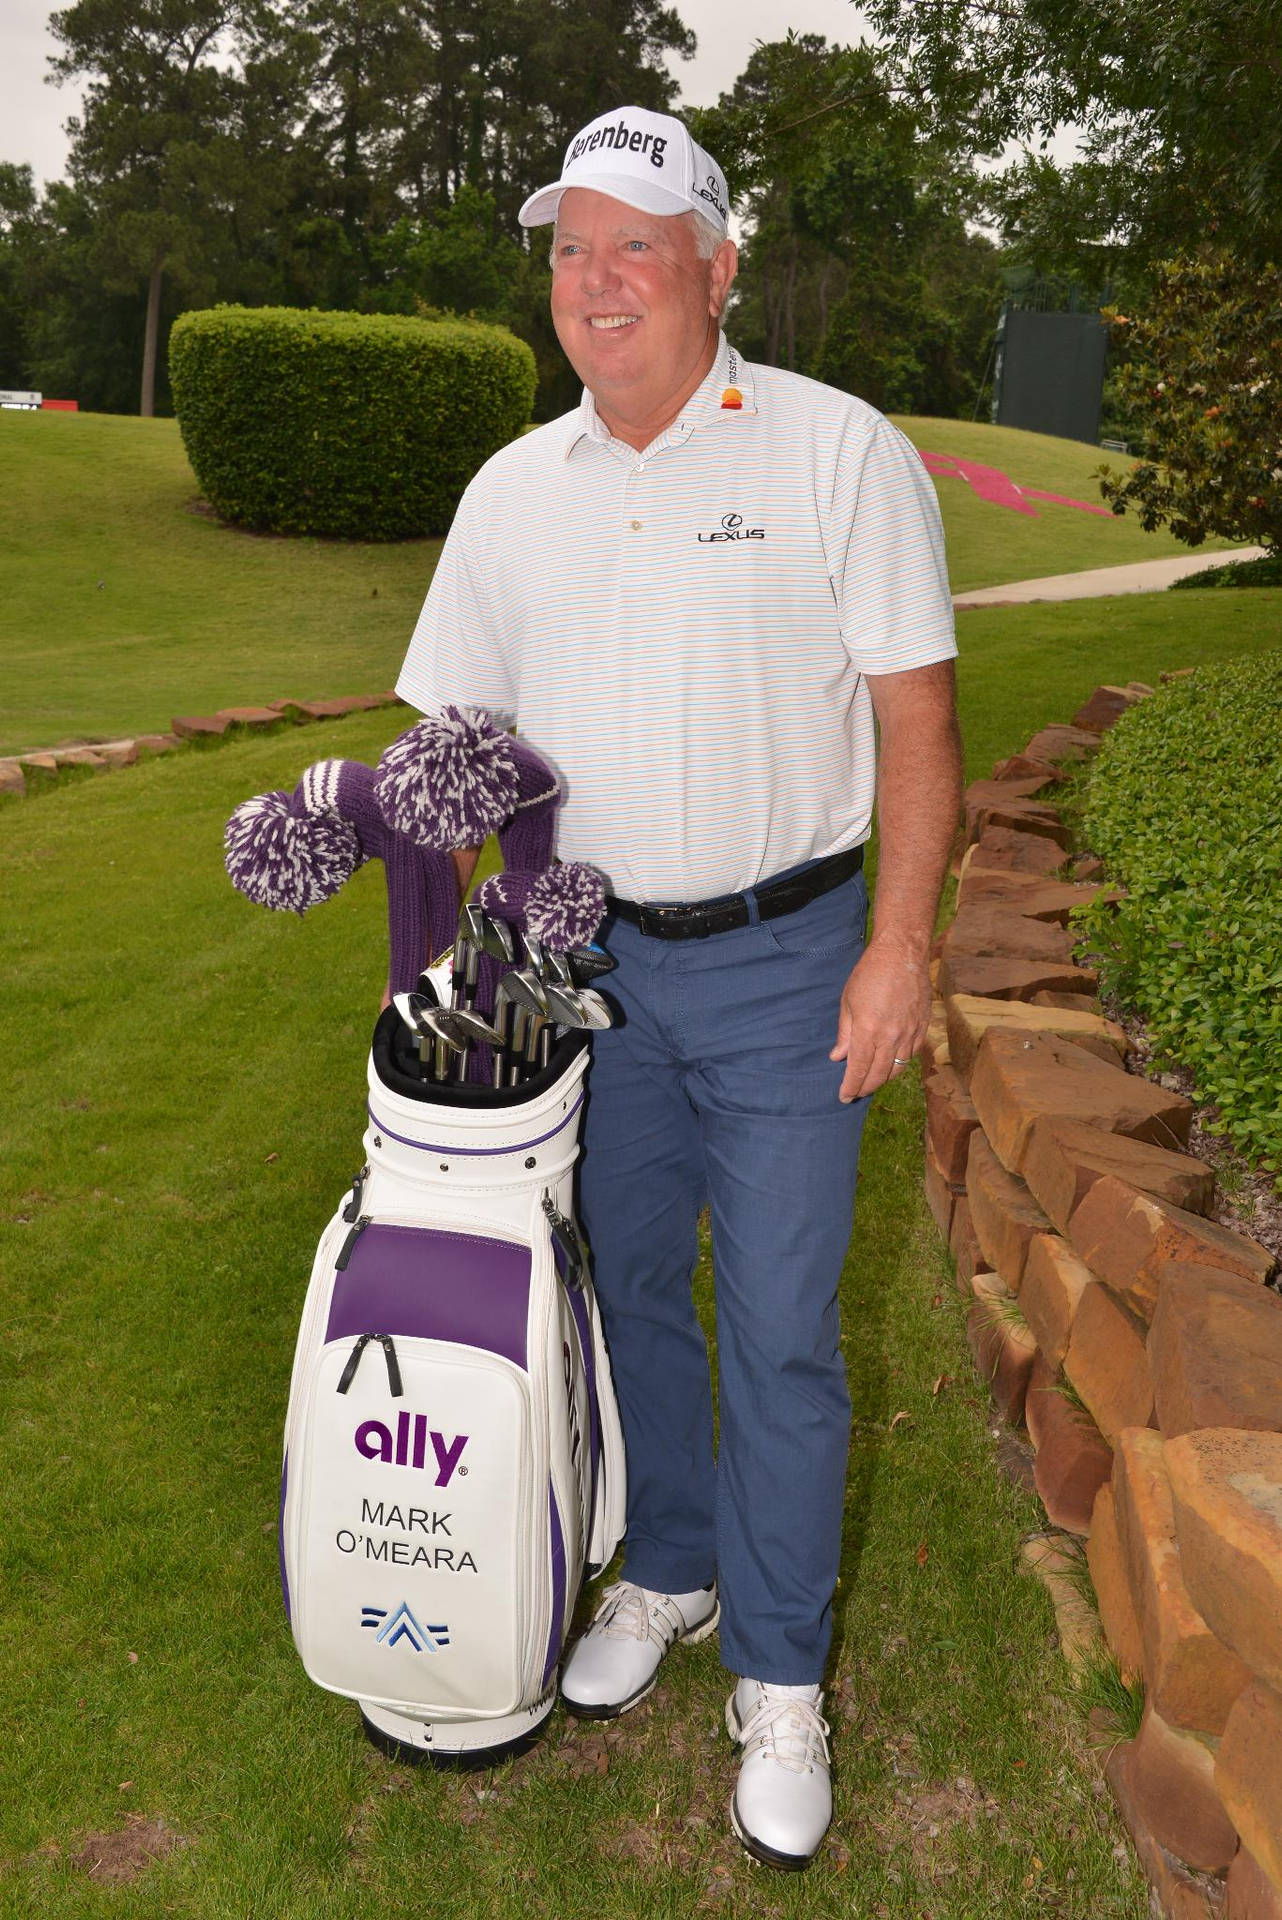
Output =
[
  {"x1": 692, "y1": 36, "x2": 1001, "y2": 416},
  {"x1": 863, "y1": 0, "x2": 1282, "y2": 274},
  {"x1": 1097, "y1": 255, "x2": 1282, "y2": 556}
]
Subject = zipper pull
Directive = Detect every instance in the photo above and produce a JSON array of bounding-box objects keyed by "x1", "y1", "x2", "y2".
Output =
[
  {"x1": 542, "y1": 1192, "x2": 586, "y2": 1289},
  {"x1": 335, "y1": 1215, "x2": 370, "y2": 1272},
  {"x1": 342, "y1": 1166, "x2": 369, "y2": 1224},
  {"x1": 337, "y1": 1332, "x2": 403, "y2": 1396}
]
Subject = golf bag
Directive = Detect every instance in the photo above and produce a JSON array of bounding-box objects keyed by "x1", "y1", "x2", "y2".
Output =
[{"x1": 279, "y1": 1008, "x2": 626, "y2": 1765}]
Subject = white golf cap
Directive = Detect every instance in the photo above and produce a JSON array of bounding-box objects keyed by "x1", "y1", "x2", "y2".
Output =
[{"x1": 518, "y1": 106, "x2": 729, "y2": 234}]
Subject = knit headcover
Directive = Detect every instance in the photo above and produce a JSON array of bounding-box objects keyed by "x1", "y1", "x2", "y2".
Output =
[
  {"x1": 476, "y1": 863, "x2": 606, "y2": 951},
  {"x1": 373, "y1": 706, "x2": 561, "y2": 872}
]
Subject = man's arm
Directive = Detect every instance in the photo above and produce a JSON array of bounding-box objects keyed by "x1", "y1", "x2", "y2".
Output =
[{"x1": 829, "y1": 659, "x2": 962, "y2": 1103}]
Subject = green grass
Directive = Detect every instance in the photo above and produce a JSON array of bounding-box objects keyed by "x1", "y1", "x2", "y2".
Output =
[
  {"x1": 0, "y1": 713, "x2": 1148, "y2": 1917},
  {"x1": 2, "y1": 406, "x2": 1216, "y2": 754}
]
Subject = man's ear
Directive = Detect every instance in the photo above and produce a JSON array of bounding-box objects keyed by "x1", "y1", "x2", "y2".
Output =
[{"x1": 708, "y1": 239, "x2": 738, "y2": 320}]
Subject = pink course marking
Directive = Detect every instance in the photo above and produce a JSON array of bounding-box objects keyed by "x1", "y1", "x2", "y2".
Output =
[{"x1": 920, "y1": 450, "x2": 1113, "y2": 519}]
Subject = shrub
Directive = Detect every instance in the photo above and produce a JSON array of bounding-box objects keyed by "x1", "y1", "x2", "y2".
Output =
[
  {"x1": 1096, "y1": 254, "x2": 1282, "y2": 556},
  {"x1": 1169, "y1": 554, "x2": 1282, "y2": 592},
  {"x1": 1077, "y1": 655, "x2": 1282, "y2": 1180},
  {"x1": 169, "y1": 306, "x2": 535, "y2": 540}
]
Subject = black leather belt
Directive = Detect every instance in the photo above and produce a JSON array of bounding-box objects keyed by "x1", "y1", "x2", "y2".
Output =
[{"x1": 605, "y1": 844, "x2": 864, "y2": 941}]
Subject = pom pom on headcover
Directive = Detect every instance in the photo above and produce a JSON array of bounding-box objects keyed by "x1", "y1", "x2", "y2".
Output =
[
  {"x1": 224, "y1": 786, "x2": 362, "y2": 915},
  {"x1": 476, "y1": 863, "x2": 606, "y2": 951},
  {"x1": 373, "y1": 706, "x2": 521, "y2": 850}
]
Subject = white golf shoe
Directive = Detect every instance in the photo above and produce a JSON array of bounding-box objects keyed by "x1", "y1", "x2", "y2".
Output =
[
  {"x1": 559, "y1": 1580, "x2": 719, "y2": 1719},
  {"x1": 726, "y1": 1677, "x2": 832, "y2": 1870}
]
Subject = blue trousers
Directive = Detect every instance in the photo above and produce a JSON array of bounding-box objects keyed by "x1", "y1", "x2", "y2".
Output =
[{"x1": 577, "y1": 865, "x2": 871, "y2": 1684}]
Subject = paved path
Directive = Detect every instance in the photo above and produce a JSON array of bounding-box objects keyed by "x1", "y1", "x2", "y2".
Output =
[{"x1": 952, "y1": 546, "x2": 1267, "y2": 609}]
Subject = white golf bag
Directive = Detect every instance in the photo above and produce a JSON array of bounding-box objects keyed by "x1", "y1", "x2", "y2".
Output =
[{"x1": 279, "y1": 1008, "x2": 627, "y2": 1765}]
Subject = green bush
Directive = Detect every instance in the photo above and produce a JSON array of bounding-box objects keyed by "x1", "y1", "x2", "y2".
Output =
[
  {"x1": 169, "y1": 306, "x2": 535, "y2": 540},
  {"x1": 1077, "y1": 655, "x2": 1282, "y2": 1180},
  {"x1": 1169, "y1": 554, "x2": 1282, "y2": 592}
]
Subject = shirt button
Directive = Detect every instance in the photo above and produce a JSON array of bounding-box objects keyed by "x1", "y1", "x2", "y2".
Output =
[{"x1": 630, "y1": 519, "x2": 643, "y2": 531}]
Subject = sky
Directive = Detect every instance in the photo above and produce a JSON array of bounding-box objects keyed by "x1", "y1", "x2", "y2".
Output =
[{"x1": 2, "y1": 0, "x2": 876, "y2": 189}]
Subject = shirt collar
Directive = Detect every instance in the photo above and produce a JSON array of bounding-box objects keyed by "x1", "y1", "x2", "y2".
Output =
[{"x1": 563, "y1": 332, "x2": 757, "y2": 460}]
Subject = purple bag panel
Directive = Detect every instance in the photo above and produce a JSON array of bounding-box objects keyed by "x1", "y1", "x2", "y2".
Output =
[
  {"x1": 542, "y1": 1484, "x2": 567, "y2": 1688},
  {"x1": 326, "y1": 1224, "x2": 531, "y2": 1371}
]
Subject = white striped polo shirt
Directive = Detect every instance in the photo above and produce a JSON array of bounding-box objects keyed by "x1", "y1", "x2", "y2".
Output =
[{"x1": 396, "y1": 333, "x2": 956, "y2": 901}]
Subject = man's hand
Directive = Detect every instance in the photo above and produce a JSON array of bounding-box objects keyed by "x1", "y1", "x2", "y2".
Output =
[{"x1": 830, "y1": 939, "x2": 932, "y2": 1101}]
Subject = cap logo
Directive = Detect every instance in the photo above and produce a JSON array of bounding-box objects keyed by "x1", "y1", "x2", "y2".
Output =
[{"x1": 570, "y1": 119, "x2": 667, "y2": 170}]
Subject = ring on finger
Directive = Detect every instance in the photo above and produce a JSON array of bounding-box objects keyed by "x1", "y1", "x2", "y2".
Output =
[{"x1": 892, "y1": 1055, "x2": 912, "y2": 1066}]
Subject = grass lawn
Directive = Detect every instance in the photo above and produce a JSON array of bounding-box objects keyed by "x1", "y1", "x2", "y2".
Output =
[
  {"x1": 0, "y1": 711, "x2": 1149, "y2": 1916},
  {"x1": 3, "y1": 406, "x2": 1212, "y2": 753}
]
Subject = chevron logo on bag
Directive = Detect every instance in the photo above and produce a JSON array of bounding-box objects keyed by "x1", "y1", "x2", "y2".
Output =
[{"x1": 360, "y1": 1601, "x2": 450, "y2": 1653}]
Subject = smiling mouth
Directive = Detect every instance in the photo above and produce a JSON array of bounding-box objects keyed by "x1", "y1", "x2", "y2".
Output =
[{"x1": 587, "y1": 315, "x2": 640, "y2": 330}]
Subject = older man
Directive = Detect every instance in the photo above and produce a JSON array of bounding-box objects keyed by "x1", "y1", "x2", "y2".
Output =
[{"x1": 396, "y1": 106, "x2": 961, "y2": 1869}]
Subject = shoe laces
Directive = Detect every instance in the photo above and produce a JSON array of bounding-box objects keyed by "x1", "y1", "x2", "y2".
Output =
[
  {"x1": 591, "y1": 1581, "x2": 685, "y2": 1648},
  {"x1": 737, "y1": 1686, "x2": 831, "y2": 1775}
]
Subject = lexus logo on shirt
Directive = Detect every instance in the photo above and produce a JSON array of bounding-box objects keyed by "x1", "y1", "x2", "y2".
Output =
[{"x1": 697, "y1": 511, "x2": 765, "y2": 544}]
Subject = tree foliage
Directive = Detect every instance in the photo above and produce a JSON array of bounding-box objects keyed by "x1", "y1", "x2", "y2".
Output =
[
  {"x1": 1097, "y1": 256, "x2": 1282, "y2": 556},
  {"x1": 693, "y1": 35, "x2": 1000, "y2": 416}
]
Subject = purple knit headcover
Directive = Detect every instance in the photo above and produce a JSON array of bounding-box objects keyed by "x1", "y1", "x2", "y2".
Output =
[
  {"x1": 373, "y1": 706, "x2": 561, "y2": 870},
  {"x1": 225, "y1": 758, "x2": 458, "y2": 994}
]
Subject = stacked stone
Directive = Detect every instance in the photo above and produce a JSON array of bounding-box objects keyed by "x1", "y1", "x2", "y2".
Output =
[
  {"x1": 923, "y1": 682, "x2": 1282, "y2": 1920},
  {"x1": 0, "y1": 692, "x2": 405, "y2": 798}
]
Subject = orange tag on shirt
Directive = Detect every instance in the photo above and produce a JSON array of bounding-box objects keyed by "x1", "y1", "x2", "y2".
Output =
[{"x1": 720, "y1": 387, "x2": 743, "y2": 410}]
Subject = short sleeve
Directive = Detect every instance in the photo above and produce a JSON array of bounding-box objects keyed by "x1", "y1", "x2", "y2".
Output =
[
  {"x1": 826, "y1": 415, "x2": 956, "y2": 674},
  {"x1": 395, "y1": 488, "x2": 517, "y2": 720}
]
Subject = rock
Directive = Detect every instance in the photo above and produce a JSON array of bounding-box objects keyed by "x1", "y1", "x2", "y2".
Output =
[
  {"x1": 1064, "y1": 1282, "x2": 1154, "y2": 1443},
  {"x1": 938, "y1": 951, "x2": 1100, "y2": 1003},
  {"x1": 1166, "y1": 1428, "x2": 1282, "y2": 1692},
  {"x1": 949, "y1": 1195, "x2": 992, "y2": 1290},
  {"x1": 968, "y1": 826, "x2": 1068, "y2": 876},
  {"x1": 1216, "y1": 1680, "x2": 1282, "y2": 1892},
  {"x1": 967, "y1": 1299, "x2": 1038, "y2": 1422},
  {"x1": 271, "y1": 696, "x2": 351, "y2": 719},
  {"x1": 1150, "y1": 1267, "x2": 1282, "y2": 1438},
  {"x1": 213, "y1": 706, "x2": 282, "y2": 728},
  {"x1": 1023, "y1": 723, "x2": 1101, "y2": 763},
  {"x1": 1021, "y1": 1115, "x2": 1213, "y2": 1236},
  {"x1": 1088, "y1": 1481, "x2": 1145, "y2": 1680},
  {"x1": 968, "y1": 1030, "x2": 1185, "y2": 1174},
  {"x1": 991, "y1": 752, "x2": 1065, "y2": 783},
  {"x1": 955, "y1": 869, "x2": 1121, "y2": 923},
  {"x1": 967, "y1": 1130, "x2": 1053, "y2": 1284},
  {"x1": 136, "y1": 733, "x2": 182, "y2": 753},
  {"x1": 1072, "y1": 854, "x2": 1106, "y2": 881},
  {"x1": 924, "y1": 1138, "x2": 960, "y2": 1241},
  {"x1": 920, "y1": 1003, "x2": 951, "y2": 1075},
  {"x1": 1227, "y1": 1848, "x2": 1282, "y2": 1919},
  {"x1": 1029, "y1": 989, "x2": 1101, "y2": 1011},
  {"x1": 1026, "y1": 1352, "x2": 1114, "y2": 1534},
  {"x1": 963, "y1": 780, "x2": 1072, "y2": 847},
  {"x1": 944, "y1": 903, "x2": 1078, "y2": 962},
  {"x1": 172, "y1": 713, "x2": 231, "y2": 739},
  {"x1": 1020, "y1": 1533, "x2": 1104, "y2": 1671},
  {"x1": 1073, "y1": 684, "x2": 1149, "y2": 731},
  {"x1": 97, "y1": 740, "x2": 139, "y2": 767},
  {"x1": 1068, "y1": 1177, "x2": 1277, "y2": 1320},
  {"x1": 924, "y1": 1064, "x2": 979, "y2": 1184},
  {"x1": 1112, "y1": 1429, "x2": 1253, "y2": 1734},
  {"x1": 1120, "y1": 1703, "x2": 1238, "y2": 1872},
  {"x1": 1019, "y1": 1233, "x2": 1094, "y2": 1368},
  {"x1": 19, "y1": 752, "x2": 59, "y2": 772},
  {"x1": 52, "y1": 746, "x2": 106, "y2": 766},
  {"x1": 0, "y1": 759, "x2": 26, "y2": 795},
  {"x1": 947, "y1": 998, "x2": 1130, "y2": 1084},
  {"x1": 1104, "y1": 1742, "x2": 1230, "y2": 1919}
]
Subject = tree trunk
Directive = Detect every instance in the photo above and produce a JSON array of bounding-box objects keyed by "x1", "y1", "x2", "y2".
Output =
[{"x1": 140, "y1": 263, "x2": 163, "y2": 418}]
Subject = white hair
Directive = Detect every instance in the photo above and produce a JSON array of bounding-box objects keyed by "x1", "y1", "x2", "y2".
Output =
[{"x1": 549, "y1": 207, "x2": 727, "y2": 267}]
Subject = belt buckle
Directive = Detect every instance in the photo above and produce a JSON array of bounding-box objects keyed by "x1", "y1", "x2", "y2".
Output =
[{"x1": 636, "y1": 901, "x2": 685, "y2": 940}]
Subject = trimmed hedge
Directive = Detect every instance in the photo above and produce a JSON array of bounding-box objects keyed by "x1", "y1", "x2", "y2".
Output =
[
  {"x1": 169, "y1": 307, "x2": 536, "y2": 540},
  {"x1": 1077, "y1": 653, "x2": 1282, "y2": 1179}
]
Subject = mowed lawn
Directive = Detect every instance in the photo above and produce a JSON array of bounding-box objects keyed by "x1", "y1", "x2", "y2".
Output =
[
  {"x1": 3, "y1": 404, "x2": 1211, "y2": 753},
  {"x1": 3, "y1": 710, "x2": 1148, "y2": 1919}
]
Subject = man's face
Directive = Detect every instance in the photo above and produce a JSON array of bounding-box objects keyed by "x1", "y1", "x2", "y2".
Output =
[{"x1": 549, "y1": 187, "x2": 736, "y2": 417}]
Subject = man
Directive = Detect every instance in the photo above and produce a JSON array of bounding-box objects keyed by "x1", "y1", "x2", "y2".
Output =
[{"x1": 396, "y1": 105, "x2": 961, "y2": 1870}]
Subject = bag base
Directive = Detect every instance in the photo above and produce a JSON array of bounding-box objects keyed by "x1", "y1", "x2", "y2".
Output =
[{"x1": 359, "y1": 1690, "x2": 557, "y2": 1771}]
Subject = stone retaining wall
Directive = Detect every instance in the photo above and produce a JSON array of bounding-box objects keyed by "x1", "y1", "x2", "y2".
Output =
[
  {"x1": 0, "y1": 691, "x2": 405, "y2": 798},
  {"x1": 923, "y1": 681, "x2": 1282, "y2": 1920}
]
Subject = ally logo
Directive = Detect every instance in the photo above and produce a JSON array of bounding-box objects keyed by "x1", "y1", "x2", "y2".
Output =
[
  {"x1": 361, "y1": 1601, "x2": 451, "y2": 1653},
  {"x1": 355, "y1": 1411, "x2": 469, "y2": 1485}
]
